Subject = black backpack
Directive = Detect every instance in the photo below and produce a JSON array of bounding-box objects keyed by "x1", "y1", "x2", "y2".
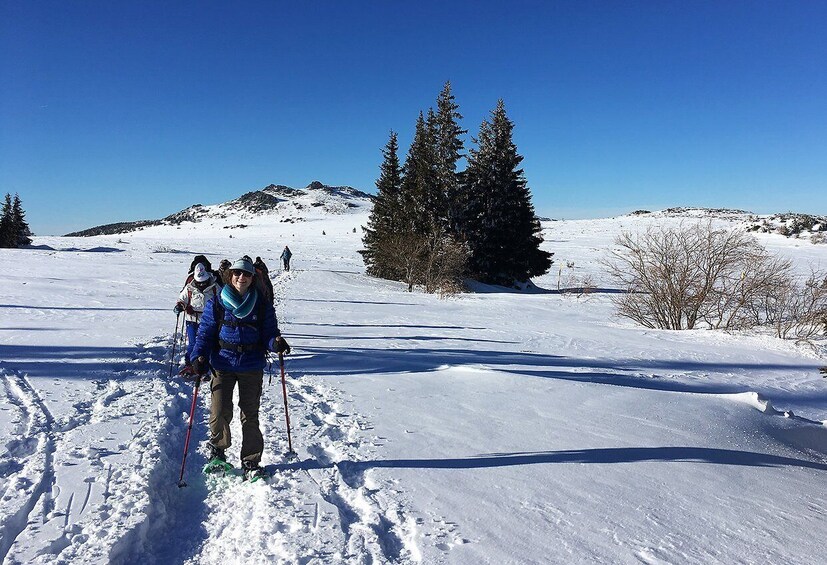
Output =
[{"x1": 254, "y1": 257, "x2": 274, "y2": 302}]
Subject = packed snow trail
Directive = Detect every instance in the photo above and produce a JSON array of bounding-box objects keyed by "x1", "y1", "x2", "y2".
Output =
[{"x1": 107, "y1": 268, "x2": 421, "y2": 564}]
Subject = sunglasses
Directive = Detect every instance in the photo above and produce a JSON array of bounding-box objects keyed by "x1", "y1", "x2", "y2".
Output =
[{"x1": 231, "y1": 270, "x2": 253, "y2": 278}]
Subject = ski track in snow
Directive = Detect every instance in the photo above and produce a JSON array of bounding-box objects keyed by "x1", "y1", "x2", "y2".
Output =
[{"x1": 0, "y1": 335, "x2": 182, "y2": 564}]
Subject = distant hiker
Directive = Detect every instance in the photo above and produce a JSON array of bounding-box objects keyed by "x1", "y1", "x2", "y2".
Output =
[
  {"x1": 280, "y1": 246, "x2": 292, "y2": 271},
  {"x1": 254, "y1": 256, "x2": 274, "y2": 301},
  {"x1": 174, "y1": 262, "x2": 220, "y2": 367},
  {"x1": 191, "y1": 256, "x2": 291, "y2": 481}
]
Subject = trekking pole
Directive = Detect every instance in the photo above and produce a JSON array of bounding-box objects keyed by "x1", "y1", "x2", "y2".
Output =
[
  {"x1": 177, "y1": 370, "x2": 203, "y2": 488},
  {"x1": 278, "y1": 352, "x2": 296, "y2": 456},
  {"x1": 168, "y1": 312, "x2": 181, "y2": 379}
]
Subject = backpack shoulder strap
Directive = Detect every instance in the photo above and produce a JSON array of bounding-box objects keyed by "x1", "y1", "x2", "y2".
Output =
[{"x1": 213, "y1": 297, "x2": 226, "y2": 337}]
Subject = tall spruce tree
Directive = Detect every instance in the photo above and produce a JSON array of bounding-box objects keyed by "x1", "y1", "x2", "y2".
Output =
[
  {"x1": 361, "y1": 131, "x2": 403, "y2": 278},
  {"x1": 11, "y1": 194, "x2": 32, "y2": 247},
  {"x1": 401, "y1": 112, "x2": 440, "y2": 236},
  {"x1": 463, "y1": 100, "x2": 552, "y2": 284},
  {"x1": 0, "y1": 193, "x2": 13, "y2": 248},
  {"x1": 433, "y1": 81, "x2": 466, "y2": 235}
]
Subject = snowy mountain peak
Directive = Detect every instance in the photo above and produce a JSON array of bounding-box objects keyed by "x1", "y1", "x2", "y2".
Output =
[{"x1": 65, "y1": 181, "x2": 374, "y2": 236}]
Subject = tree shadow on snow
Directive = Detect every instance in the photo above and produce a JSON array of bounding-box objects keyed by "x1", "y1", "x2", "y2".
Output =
[
  {"x1": 283, "y1": 446, "x2": 827, "y2": 478},
  {"x1": 465, "y1": 279, "x2": 624, "y2": 295},
  {"x1": 291, "y1": 346, "x2": 824, "y2": 399},
  {"x1": 0, "y1": 344, "x2": 170, "y2": 380},
  {"x1": 0, "y1": 304, "x2": 167, "y2": 312},
  {"x1": 290, "y1": 298, "x2": 420, "y2": 307},
  {"x1": 294, "y1": 322, "x2": 487, "y2": 330},
  {"x1": 288, "y1": 333, "x2": 519, "y2": 345}
]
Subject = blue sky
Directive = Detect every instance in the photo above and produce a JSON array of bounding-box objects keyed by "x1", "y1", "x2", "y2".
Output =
[{"x1": 2, "y1": 1, "x2": 825, "y2": 235}]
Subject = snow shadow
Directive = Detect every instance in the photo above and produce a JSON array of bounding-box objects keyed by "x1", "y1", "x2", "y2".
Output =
[
  {"x1": 286, "y1": 446, "x2": 827, "y2": 478},
  {"x1": 289, "y1": 333, "x2": 518, "y2": 345},
  {"x1": 291, "y1": 298, "x2": 420, "y2": 306},
  {"x1": 295, "y1": 322, "x2": 487, "y2": 330},
  {"x1": 26, "y1": 246, "x2": 126, "y2": 253},
  {"x1": 0, "y1": 304, "x2": 167, "y2": 312},
  {"x1": 465, "y1": 280, "x2": 624, "y2": 295},
  {"x1": 293, "y1": 346, "x2": 823, "y2": 397},
  {"x1": 0, "y1": 344, "x2": 170, "y2": 379}
]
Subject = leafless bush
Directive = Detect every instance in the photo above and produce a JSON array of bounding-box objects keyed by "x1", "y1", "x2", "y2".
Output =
[
  {"x1": 701, "y1": 246, "x2": 792, "y2": 330},
  {"x1": 604, "y1": 222, "x2": 796, "y2": 331},
  {"x1": 557, "y1": 265, "x2": 596, "y2": 299},
  {"x1": 372, "y1": 227, "x2": 467, "y2": 295},
  {"x1": 371, "y1": 231, "x2": 428, "y2": 292},
  {"x1": 768, "y1": 271, "x2": 827, "y2": 343},
  {"x1": 421, "y1": 229, "x2": 468, "y2": 295}
]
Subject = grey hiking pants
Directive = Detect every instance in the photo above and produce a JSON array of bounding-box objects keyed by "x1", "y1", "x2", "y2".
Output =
[{"x1": 209, "y1": 369, "x2": 264, "y2": 465}]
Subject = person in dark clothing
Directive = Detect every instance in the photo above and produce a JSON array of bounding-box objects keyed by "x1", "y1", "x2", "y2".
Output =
[
  {"x1": 254, "y1": 256, "x2": 274, "y2": 301},
  {"x1": 280, "y1": 246, "x2": 292, "y2": 271},
  {"x1": 191, "y1": 256, "x2": 290, "y2": 480}
]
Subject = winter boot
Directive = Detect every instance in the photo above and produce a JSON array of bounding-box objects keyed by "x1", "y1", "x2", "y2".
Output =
[
  {"x1": 242, "y1": 461, "x2": 267, "y2": 482},
  {"x1": 203, "y1": 445, "x2": 232, "y2": 476}
]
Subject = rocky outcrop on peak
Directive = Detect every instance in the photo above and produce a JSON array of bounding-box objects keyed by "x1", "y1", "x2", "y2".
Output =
[{"x1": 306, "y1": 180, "x2": 373, "y2": 200}]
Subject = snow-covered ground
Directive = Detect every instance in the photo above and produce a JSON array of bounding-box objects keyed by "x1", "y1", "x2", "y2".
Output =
[{"x1": 1, "y1": 206, "x2": 825, "y2": 564}]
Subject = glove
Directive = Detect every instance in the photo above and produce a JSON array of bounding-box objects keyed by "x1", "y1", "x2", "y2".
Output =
[
  {"x1": 192, "y1": 356, "x2": 208, "y2": 376},
  {"x1": 174, "y1": 303, "x2": 184, "y2": 315},
  {"x1": 274, "y1": 335, "x2": 291, "y2": 355},
  {"x1": 178, "y1": 364, "x2": 197, "y2": 381}
]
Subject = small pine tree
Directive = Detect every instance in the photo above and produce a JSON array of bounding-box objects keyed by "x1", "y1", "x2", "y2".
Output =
[
  {"x1": 0, "y1": 193, "x2": 13, "y2": 248},
  {"x1": 361, "y1": 131, "x2": 404, "y2": 279},
  {"x1": 11, "y1": 194, "x2": 32, "y2": 247},
  {"x1": 463, "y1": 100, "x2": 552, "y2": 285}
]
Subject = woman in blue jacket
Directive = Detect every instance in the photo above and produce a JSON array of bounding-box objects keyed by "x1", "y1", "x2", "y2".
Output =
[{"x1": 191, "y1": 256, "x2": 289, "y2": 480}]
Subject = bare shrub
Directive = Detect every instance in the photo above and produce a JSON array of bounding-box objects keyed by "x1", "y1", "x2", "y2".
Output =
[
  {"x1": 372, "y1": 227, "x2": 467, "y2": 295},
  {"x1": 701, "y1": 246, "x2": 792, "y2": 330},
  {"x1": 421, "y1": 229, "x2": 468, "y2": 295},
  {"x1": 557, "y1": 265, "x2": 595, "y2": 299},
  {"x1": 605, "y1": 222, "x2": 793, "y2": 331},
  {"x1": 372, "y1": 231, "x2": 428, "y2": 292},
  {"x1": 768, "y1": 271, "x2": 827, "y2": 343}
]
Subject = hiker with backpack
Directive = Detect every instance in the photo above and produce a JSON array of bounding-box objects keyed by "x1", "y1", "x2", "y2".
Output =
[
  {"x1": 190, "y1": 256, "x2": 290, "y2": 481},
  {"x1": 217, "y1": 259, "x2": 231, "y2": 284},
  {"x1": 174, "y1": 261, "x2": 221, "y2": 368},
  {"x1": 254, "y1": 256, "x2": 274, "y2": 299},
  {"x1": 280, "y1": 245, "x2": 292, "y2": 271}
]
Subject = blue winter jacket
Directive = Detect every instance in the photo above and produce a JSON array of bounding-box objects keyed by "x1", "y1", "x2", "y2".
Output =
[{"x1": 192, "y1": 293, "x2": 280, "y2": 373}]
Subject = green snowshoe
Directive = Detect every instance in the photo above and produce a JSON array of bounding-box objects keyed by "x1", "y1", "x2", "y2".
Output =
[{"x1": 203, "y1": 457, "x2": 233, "y2": 476}]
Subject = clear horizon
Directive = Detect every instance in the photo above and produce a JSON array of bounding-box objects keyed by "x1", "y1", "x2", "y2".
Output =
[{"x1": 3, "y1": 1, "x2": 826, "y2": 236}]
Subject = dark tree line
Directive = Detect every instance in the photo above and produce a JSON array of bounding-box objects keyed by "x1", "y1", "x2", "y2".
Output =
[
  {"x1": 0, "y1": 193, "x2": 32, "y2": 248},
  {"x1": 361, "y1": 83, "x2": 552, "y2": 292}
]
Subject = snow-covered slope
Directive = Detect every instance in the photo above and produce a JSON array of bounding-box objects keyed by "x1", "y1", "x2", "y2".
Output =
[
  {"x1": 64, "y1": 181, "x2": 373, "y2": 236},
  {"x1": 1, "y1": 207, "x2": 825, "y2": 564}
]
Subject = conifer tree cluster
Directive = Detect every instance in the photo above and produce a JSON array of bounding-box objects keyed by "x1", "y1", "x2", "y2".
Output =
[
  {"x1": 0, "y1": 193, "x2": 33, "y2": 248},
  {"x1": 361, "y1": 83, "x2": 552, "y2": 291}
]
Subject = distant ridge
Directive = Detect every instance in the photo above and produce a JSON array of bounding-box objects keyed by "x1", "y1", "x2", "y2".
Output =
[
  {"x1": 621, "y1": 207, "x2": 827, "y2": 242},
  {"x1": 65, "y1": 181, "x2": 373, "y2": 236}
]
